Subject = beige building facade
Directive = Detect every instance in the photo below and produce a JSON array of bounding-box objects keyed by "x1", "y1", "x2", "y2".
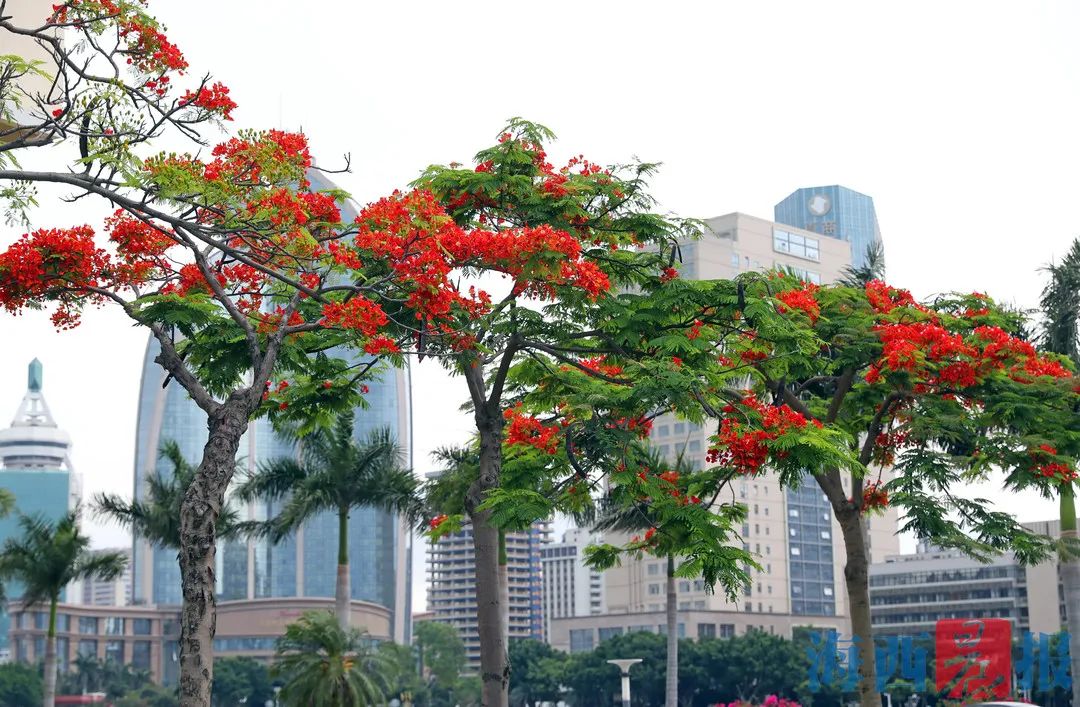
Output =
[
  {"x1": 9, "y1": 597, "x2": 392, "y2": 685},
  {"x1": 600, "y1": 212, "x2": 900, "y2": 637}
]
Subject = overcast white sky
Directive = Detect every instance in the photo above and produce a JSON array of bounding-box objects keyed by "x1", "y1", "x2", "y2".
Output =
[{"x1": 2, "y1": 1, "x2": 1079, "y2": 613}]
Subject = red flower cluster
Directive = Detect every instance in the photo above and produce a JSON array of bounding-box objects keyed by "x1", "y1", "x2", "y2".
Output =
[
  {"x1": 1029, "y1": 445, "x2": 1077, "y2": 485},
  {"x1": 503, "y1": 406, "x2": 561, "y2": 454},
  {"x1": 429, "y1": 514, "x2": 449, "y2": 530},
  {"x1": 865, "y1": 319, "x2": 1072, "y2": 388},
  {"x1": 776, "y1": 283, "x2": 821, "y2": 323},
  {"x1": 0, "y1": 225, "x2": 112, "y2": 327},
  {"x1": 321, "y1": 296, "x2": 389, "y2": 336},
  {"x1": 118, "y1": 16, "x2": 188, "y2": 73},
  {"x1": 706, "y1": 395, "x2": 820, "y2": 475},
  {"x1": 861, "y1": 482, "x2": 889, "y2": 512},
  {"x1": 180, "y1": 83, "x2": 237, "y2": 120},
  {"x1": 579, "y1": 356, "x2": 623, "y2": 377},
  {"x1": 865, "y1": 280, "x2": 919, "y2": 314}
]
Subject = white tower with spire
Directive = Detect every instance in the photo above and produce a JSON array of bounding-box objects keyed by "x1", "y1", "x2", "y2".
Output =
[{"x1": 0, "y1": 358, "x2": 74, "y2": 471}]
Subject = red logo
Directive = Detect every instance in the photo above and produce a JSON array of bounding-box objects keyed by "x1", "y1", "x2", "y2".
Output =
[{"x1": 935, "y1": 618, "x2": 1012, "y2": 700}]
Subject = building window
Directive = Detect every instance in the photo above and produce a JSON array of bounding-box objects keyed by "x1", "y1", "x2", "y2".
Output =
[
  {"x1": 773, "y1": 228, "x2": 820, "y2": 261},
  {"x1": 105, "y1": 639, "x2": 124, "y2": 664},
  {"x1": 679, "y1": 581, "x2": 691, "y2": 593},
  {"x1": 56, "y1": 614, "x2": 70, "y2": 633},
  {"x1": 569, "y1": 629, "x2": 594, "y2": 653},
  {"x1": 104, "y1": 617, "x2": 125, "y2": 636},
  {"x1": 648, "y1": 563, "x2": 660, "y2": 576},
  {"x1": 674, "y1": 423, "x2": 686, "y2": 435},
  {"x1": 648, "y1": 584, "x2": 662, "y2": 596},
  {"x1": 132, "y1": 641, "x2": 152, "y2": 671},
  {"x1": 79, "y1": 617, "x2": 98, "y2": 635},
  {"x1": 824, "y1": 587, "x2": 834, "y2": 597},
  {"x1": 34, "y1": 612, "x2": 48, "y2": 630},
  {"x1": 731, "y1": 252, "x2": 740, "y2": 268},
  {"x1": 688, "y1": 439, "x2": 701, "y2": 452},
  {"x1": 77, "y1": 639, "x2": 97, "y2": 658},
  {"x1": 698, "y1": 623, "x2": 717, "y2": 640},
  {"x1": 789, "y1": 509, "x2": 799, "y2": 518},
  {"x1": 132, "y1": 619, "x2": 152, "y2": 636},
  {"x1": 791, "y1": 547, "x2": 801, "y2": 556},
  {"x1": 628, "y1": 625, "x2": 653, "y2": 633},
  {"x1": 720, "y1": 623, "x2": 736, "y2": 639},
  {"x1": 598, "y1": 627, "x2": 623, "y2": 643},
  {"x1": 656, "y1": 425, "x2": 670, "y2": 437},
  {"x1": 693, "y1": 601, "x2": 706, "y2": 609}
]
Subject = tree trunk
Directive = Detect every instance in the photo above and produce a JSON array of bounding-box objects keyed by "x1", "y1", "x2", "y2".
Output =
[
  {"x1": 336, "y1": 507, "x2": 351, "y2": 631},
  {"x1": 837, "y1": 506, "x2": 877, "y2": 707},
  {"x1": 178, "y1": 401, "x2": 250, "y2": 707},
  {"x1": 499, "y1": 531, "x2": 510, "y2": 646},
  {"x1": 467, "y1": 405, "x2": 509, "y2": 707},
  {"x1": 43, "y1": 597, "x2": 58, "y2": 707},
  {"x1": 1058, "y1": 488, "x2": 1080, "y2": 707},
  {"x1": 665, "y1": 554, "x2": 678, "y2": 707}
]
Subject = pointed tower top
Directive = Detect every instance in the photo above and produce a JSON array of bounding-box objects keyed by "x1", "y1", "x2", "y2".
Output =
[
  {"x1": 28, "y1": 358, "x2": 42, "y2": 392},
  {"x1": 0, "y1": 358, "x2": 72, "y2": 469}
]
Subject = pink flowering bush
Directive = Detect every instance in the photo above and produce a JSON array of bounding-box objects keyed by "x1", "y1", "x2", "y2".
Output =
[{"x1": 713, "y1": 695, "x2": 802, "y2": 707}]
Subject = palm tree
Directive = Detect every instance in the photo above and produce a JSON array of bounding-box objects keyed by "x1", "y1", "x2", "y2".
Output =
[
  {"x1": 837, "y1": 240, "x2": 886, "y2": 287},
  {"x1": 589, "y1": 446, "x2": 698, "y2": 707},
  {"x1": 233, "y1": 413, "x2": 421, "y2": 630},
  {"x1": 0, "y1": 488, "x2": 14, "y2": 517},
  {"x1": 93, "y1": 440, "x2": 243, "y2": 550},
  {"x1": 1038, "y1": 236, "x2": 1080, "y2": 707},
  {"x1": 0, "y1": 507, "x2": 126, "y2": 707},
  {"x1": 273, "y1": 610, "x2": 391, "y2": 707}
]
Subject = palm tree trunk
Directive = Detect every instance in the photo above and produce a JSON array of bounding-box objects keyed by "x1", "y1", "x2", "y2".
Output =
[
  {"x1": 336, "y1": 507, "x2": 351, "y2": 631},
  {"x1": 43, "y1": 597, "x2": 58, "y2": 707},
  {"x1": 837, "y1": 506, "x2": 877, "y2": 707},
  {"x1": 468, "y1": 408, "x2": 509, "y2": 707},
  {"x1": 665, "y1": 554, "x2": 678, "y2": 707},
  {"x1": 1058, "y1": 488, "x2": 1080, "y2": 707},
  {"x1": 178, "y1": 402, "x2": 249, "y2": 707}
]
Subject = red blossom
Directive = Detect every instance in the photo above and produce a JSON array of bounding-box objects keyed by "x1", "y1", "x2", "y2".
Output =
[
  {"x1": 776, "y1": 283, "x2": 821, "y2": 323},
  {"x1": 180, "y1": 82, "x2": 237, "y2": 120}
]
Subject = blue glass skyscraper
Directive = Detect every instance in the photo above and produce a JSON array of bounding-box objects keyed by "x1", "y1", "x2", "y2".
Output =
[
  {"x1": 774, "y1": 185, "x2": 882, "y2": 269},
  {"x1": 130, "y1": 174, "x2": 413, "y2": 642}
]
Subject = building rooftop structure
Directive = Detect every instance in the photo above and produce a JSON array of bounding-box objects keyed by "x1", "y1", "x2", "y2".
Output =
[{"x1": 0, "y1": 359, "x2": 74, "y2": 471}]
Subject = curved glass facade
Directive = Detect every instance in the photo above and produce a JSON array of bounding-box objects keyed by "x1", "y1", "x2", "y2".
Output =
[{"x1": 130, "y1": 176, "x2": 412, "y2": 640}]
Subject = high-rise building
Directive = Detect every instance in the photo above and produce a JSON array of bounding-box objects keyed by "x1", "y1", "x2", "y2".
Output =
[
  {"x1": 869, "y1": 539, "x2": 1064, "y2": 637},
  {"x1": 130, "y1": 173, "x2": 413, "y2": 644},
  {"x1": 554, "y1": 212, "x2": 900, "y2": 651},
  {"x1": 539, "y1": 528, "x2": 604, "y2": 641},
  {"x1": 774, "y1": 185, "x2": 883, "y2": 269},
  {"x1": 0, "y1": 359, "x2": 81, "y2": 655},
  {"x1": 81, "y1": 547, "x2": 134, "y2": 607},
  {"x1": 427, "y1": 513, "x2": 550, "y2": 671}
]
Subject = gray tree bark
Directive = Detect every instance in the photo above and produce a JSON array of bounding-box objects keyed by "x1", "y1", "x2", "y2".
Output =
[
  {"x1": 666, "y1": 554, "x2": 678, "y2": 707},
  {"x1": 467, "y1": 400, "x2": 509, "y2": 707},
  {"x1": 43, "y1": 598, "x2": 58, "y2": 707},
  {"x1": 1057, "y1": 491, "x2": 1080, "y2": 707},
  {"x1": 336, "y1": 508, "x2": 351, "y2": 630},
  {"x1": 837, "y1": 506, "x2": 876, "y2": 707},
  {"x1": 178, "y1": 401, "x2": 250, "y2": 707}
]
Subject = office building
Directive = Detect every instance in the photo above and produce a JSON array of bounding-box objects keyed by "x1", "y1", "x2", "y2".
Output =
[
  {"x1": 81, "y1": 548, "x2": 134, "y2": 607},
  {"x1": 130, "y1": 173, "x2": 413, "y2": 644},
  {"x1": 590, "y1": 212, "x2": 900, "y2": 646},
  {"x1": 427, "y1": 517, "x2": 550, "y2": 670},
  {"x1": 0, "y1": 359, "x2": 81, "y2": 656},
  {"x1": 9, "y1": 596, "x2": 392, "y2": 683},
  {"x1": 539, "y1": 528, "x2": 605, "y2": 640},
  {"x1": 774, "y1": 185, "x2": 883, "y2": 269},
  {"x1": 869, "y1": 540, "x2": 1064, "y2": 637}
]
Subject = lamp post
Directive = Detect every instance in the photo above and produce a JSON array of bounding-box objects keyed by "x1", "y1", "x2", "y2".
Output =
[
  {"x1": 273, "y1": 685, "x2": 281, "y2": 707},
  {"x1": 607, "y1": 658, "x2": 642, "y2": 707}
]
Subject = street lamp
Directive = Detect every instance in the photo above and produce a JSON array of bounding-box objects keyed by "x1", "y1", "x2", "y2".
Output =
[
  {"x1": 273, "y1": 685, "x2": 281, "y2": 707},
  {"x1": 607, "y1": 658, "x2": 642, "y2": 707}
]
